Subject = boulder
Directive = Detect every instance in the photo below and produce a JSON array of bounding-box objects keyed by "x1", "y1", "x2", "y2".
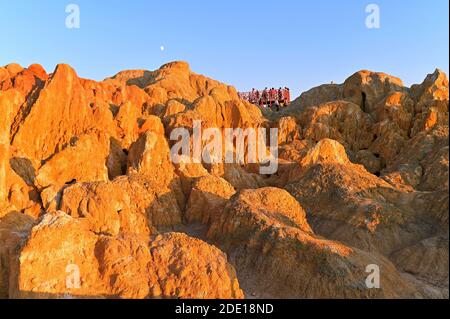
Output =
[
  {"x1": 185, "y1": 175, "x2": 235, "y2": 225},
  {"x1": 9, "y1": 212, "x2": 243, "y2": 299},
  {"x1": 208, "y1": 188, "x2": 417, "y2": 298},
  {"x1": 276, "y1": 116, "x2": 301, "y2": 144},
  {"x1": 0, "y1": 212, "x2": 35, "y2": 298},
  {"x1": 35, "y1": 132, "x2": 110, "y2": 190},
  {"x1": 391, "y1": 234, "x2": 449, "y2": 293},
  {"x1": 286, "y1": 139, "x2": 433, "y2": 256},
  {"x1": 12, "y1": 64, "x2": 96, "y2": 164},
  {"x1": 127, "y1": 131, "x2": 173, "y2": 181},
  {"x1": 343, "y1": 70, "x2": 405, "y2": 114},
  {"x1": 147, "y1": 232, "x2": 244, "y2": 299},
  {"x1": 60, "y1": 173, "x2": 184, "y2": 236},
  {"x1": 297, "y1": 101, "x2": 374, "y2": 152},
  {"x1": 9, "y1": 212, "x2": 103, "y2": 299},
  {"x1": 289, "y1": 83, "x2": 343, "y2": 111}
]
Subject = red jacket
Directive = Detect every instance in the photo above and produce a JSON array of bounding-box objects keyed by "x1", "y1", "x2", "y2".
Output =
[{"x1": 284, "y1": 89, "x2": 290, "y2": 103}]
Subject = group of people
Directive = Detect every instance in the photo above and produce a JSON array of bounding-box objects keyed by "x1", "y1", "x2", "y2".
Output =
[{"x1": 239, "y1": 87, "x2": 291, "y2": 111}]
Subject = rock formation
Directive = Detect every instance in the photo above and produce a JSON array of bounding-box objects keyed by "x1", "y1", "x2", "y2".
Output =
[{"x1": 0, "y1": 62, "x2": 448, "y2": 299}]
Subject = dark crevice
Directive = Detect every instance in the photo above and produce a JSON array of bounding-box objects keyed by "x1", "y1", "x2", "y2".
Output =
[
  {"x1": 65, "y1": 179, "x2": 77, "y2": 186},
  {"x1": 361, "y1": 91, "x2": 367, "y2": 113}
]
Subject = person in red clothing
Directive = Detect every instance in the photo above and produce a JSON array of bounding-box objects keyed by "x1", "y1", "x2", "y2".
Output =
[
  {"x1": 278, "y1": 87, "x2": 284, "y2": 107},
  {"x1": 284, "y1": 87, "x2": 291, "y2": 106},
  {"x1": 260, "y1": 88, "x2": 267, "y2": 107},
  {"x1": 250, "y1": 88, "x2": 256, "y2": 104},
  {"x1": 269, "y1": 88, "x2": 276, "y2": 108},
  {"x1": 255, "y1": 89, "x2": 261, "y2": 106}
]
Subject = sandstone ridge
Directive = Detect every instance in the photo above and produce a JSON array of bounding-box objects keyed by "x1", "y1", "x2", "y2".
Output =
[{"x1": 0, "y1": 62, "x2": 448, "y2": 299}]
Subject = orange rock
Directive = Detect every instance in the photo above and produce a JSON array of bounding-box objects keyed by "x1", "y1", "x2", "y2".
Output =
[
  {"x1": 0, "y1": 212, "x2": 35, "y2": 298},
  {"x1": 185, "y1": 175, "x2": 235, "y2": 224},
  {"x1": 114, "y1": 101, "x2": 139, "y2": 148},
  {"x1": 60, "y1": 171, "x2": 185, "y2": 235},
  {"x1": 138, "y1": 115, "x2": 165, "y2": 135},
  {"x1": 374, "y1": 91, "x2": 414, "y2": 133},
  {"x1": 12, "y1": 64, "x2": 95, "y2": 163},
  {"x1": 289, "y1": 83, "x2": 343, "y2": 111},
  {"x1": 300, "y1": 138, "x2": 350, "y2": 166},
  {"x1": 148, "y1": 232, "x2": 244, "y2": 299},
  {"x1": 5, "y1": 63, "x2": 24, "y2": 77},
  {"x1": 164, "y1": 99, "x2": 186, "y2": 118},
  {"x1": 298, "y1": 101, "x2": 374, "y2": 152},
  {"x1": 208, "y1": 187, "x2": 416, "y2": 298},
  {"x1": 211, "y1": 163, "x2": 267, "y2": 190},
  {"x1": 174, "y1": 161, "x2": 210, "y2": 197},
  {"x1": 35, "y1": 131, "x2": 110, "y2": 190},
  {"x1": 0, "y1": 93, "x2": 11, "y2": 205},
  {"x1": 285, "y1": 140, "x2": 435, "y2": 256},
  {"x1": 9, "y1": 212, "x2": 243, "y2": 299},
  {"x1": 382, "y1": 125, "x2": 449, "y2": 193},
  {"x1": 1, "y1": 61, "x2": 448, "y2": 299},
  {"x1": 9, "y1": 212, "x2": 106, "y2": 299},
  {"x1": 27, "y1": 64, "x2": 48, "y2": 81},
  {"x1": 276, "y1": 116, "x2": 300, "y2": 144},
  {"x1": 127, "y1": 131, "x2": 175, "y2": 185},
  {"x1": 411, "y1": 69, "x2": 449, "y2": 112},
  {"x1": 343, "y1": 70, "x2": 405, "y2": 114},
  {"x1": 0, "y1": 67, "x2": 9, "y2": 83}
]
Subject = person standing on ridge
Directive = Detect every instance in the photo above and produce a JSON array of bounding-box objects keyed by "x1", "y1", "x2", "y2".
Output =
[
  {"x1": 250, "y1": 88, "x2": 256, "y2": 104},
  {"x1": 255, "y1": 89, "x2": 261, "y2": 106},
  {"x1": 284, "y1": 87, "x2": 291, "y2": 106},
  {"x1": 262, "y1": 87, "x2": 268, "y2": 108},
  {"x1": 269, "y1": 88, "x2": 276, "y2": 108},
  {"x1": 278, "y1": 87, "x2": 284, "y2": 107}
]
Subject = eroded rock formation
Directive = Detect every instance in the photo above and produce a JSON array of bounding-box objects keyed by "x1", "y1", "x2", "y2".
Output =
[{"x1": 0, "y1": 62, "x2": 448, "y2": 299}]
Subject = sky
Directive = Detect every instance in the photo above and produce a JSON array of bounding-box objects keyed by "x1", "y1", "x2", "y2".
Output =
[{"x1": 1, "y1": 0, "x2": 449, "y2": 98}]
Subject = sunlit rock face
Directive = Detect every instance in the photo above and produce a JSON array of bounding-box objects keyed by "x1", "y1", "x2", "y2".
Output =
[{"x1": 0, "y1": 62, "x2": 448, "y2": 299}]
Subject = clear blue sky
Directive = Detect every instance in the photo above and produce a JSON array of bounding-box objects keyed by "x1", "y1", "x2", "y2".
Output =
[{"x1": 1, "y1": 0, "x2": 448, "y2": 97}]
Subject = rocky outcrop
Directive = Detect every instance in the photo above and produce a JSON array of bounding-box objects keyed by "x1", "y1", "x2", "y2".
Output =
[
  {"x1": 185, "y1": 175, "x2": 236, "y2": 224},
  {"x1": 0, "y1": 61, "x2": 448, "y2": 299},
  {"x1": 147, "y1": 232, "x2": 244, "y2": 299},
  {"x1": 343, "y1": 70, "x2": 405, "y2": 114},
  {"x1": 276, "y1": 116, "x2": 301, "y2": 144},
  {"x1": 35, "y1": 132, "x2": 110, "y2": 190},
  {"x1": 9, "y1": 212, "x2": 244, "y2": 299},
  {"x1": 0, "y1": 92, "x2": 11, "y2": 205},
  {"x1": 381, "y1": 124, "x2": 449, "y2": 192},
  {"x1": 285, "y1": 139, "x2": 435, "y2": 256},
  {"x1": 11, "y1": 64, "x2": 95, "y2": 164},
  {"x1": 59, "y1": 173, "x2": 184, "y2": 237},
  {"x1": 0, "y1": 212, "x2": 35, "y2": 298},
  {"x1": 297, "y1": 101, "x2": 375, "y2": 152},
  {"x1": 208, "y1": 188, "x2": 417, "y2": 298},
  {"x1": 127, "y1": 130, "x2": 173, "y2": 181},
  {"x1": 392, "y1": 234, "x2": 449, "y2": 294},
  {"x1": 289, "y1": 83, "x2": 343, "y2": 111}
]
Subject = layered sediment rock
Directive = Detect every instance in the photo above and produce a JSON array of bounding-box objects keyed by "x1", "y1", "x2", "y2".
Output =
[{"x1": 0, "y1": 62, "x2": 448, "y2": 299}]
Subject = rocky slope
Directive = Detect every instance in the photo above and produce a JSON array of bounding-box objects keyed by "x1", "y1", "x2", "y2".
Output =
[{"x1": 0, "y1": 62, "x2": 448, "y2": 299}]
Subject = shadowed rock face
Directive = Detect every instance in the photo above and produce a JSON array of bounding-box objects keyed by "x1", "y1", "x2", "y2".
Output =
[{"x1": 0, "y1": 62, "x2": 448, "y2": 299}]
